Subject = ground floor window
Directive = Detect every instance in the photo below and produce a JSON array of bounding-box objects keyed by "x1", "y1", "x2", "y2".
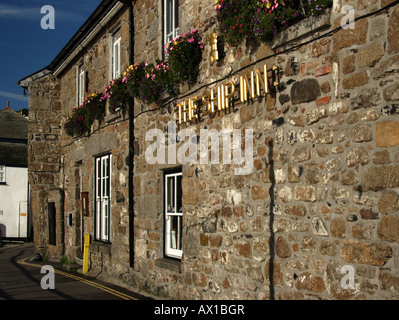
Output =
[
  {"x1": 95, "y1": 154, "x2": 111, "y2": 242},
  {"x1": 164, "y1": 170, "x2": 182, "y2": 259}
]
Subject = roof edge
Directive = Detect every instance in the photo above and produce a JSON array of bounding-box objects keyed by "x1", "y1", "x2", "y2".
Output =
[
  {"x1": 53, "y1": 1, "x2": 125, "y2": 77},
  {"x1": 18, "y1": 0, "x2": 126, "y2": 88},
  {"x1": 18, "y1": 68, "x2": 51, "y2": 89}
]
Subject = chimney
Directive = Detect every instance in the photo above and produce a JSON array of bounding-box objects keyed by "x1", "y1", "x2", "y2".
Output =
[{"x1": 6, "y1": 101, "x2": 10, "y2": 110}]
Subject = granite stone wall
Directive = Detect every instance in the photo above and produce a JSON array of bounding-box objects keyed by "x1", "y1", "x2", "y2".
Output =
[
  {"x1": 27, "y1": 7, "x2": 131, "y2": 263},
  {"x1": 27, "y1": 73, "x2": 63, "y2": 257},
  {"x1": 26, "y1": 0, "x2": 399, "y2": 300},
  {"x1": 130, "y1": 0, "x2": 399, "y2": 299},
  {"x1": 57, "y1": 8, "x2": 131, "y2": 264}
]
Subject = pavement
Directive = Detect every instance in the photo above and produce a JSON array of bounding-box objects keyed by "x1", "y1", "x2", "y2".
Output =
[{"x1": 0, "y1": 241, "x2": 154, "y2": 301}]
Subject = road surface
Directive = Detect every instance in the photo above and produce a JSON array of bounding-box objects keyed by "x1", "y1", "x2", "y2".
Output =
[{"x1": 0, "y1": 242, "x2": 151, "y2": 300}]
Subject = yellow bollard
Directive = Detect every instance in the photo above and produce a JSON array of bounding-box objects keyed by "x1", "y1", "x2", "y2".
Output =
[{"x1": 83, "y1": 234, "x2": 90, "y2": 274}]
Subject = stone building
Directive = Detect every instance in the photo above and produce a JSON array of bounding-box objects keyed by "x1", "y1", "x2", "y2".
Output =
[
  {"x1": 18, "y1": 0, "x2": 132, "y2": 260},
  {"x1": 19, "y1": 0, "x2": 399, "y2": 300}
]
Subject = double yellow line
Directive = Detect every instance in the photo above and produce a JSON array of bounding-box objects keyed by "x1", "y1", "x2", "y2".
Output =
[{"x1": 18, "y1": 258, "x2": 138, "y2": 300}]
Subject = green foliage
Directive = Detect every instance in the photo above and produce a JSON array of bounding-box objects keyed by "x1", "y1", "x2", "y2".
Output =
[
  {"x1": 303, "y1": 0, "x2": 333, "y2": 17},
  {"x1": 64, "y1": 92, "x2": 106, "y2": 137},
  {"x1": 60, "y1": 255, "x2": 77, "y2": 265},
  {"x1": 216, "y1": 0, "x2": 332, "y2": 47},
  {"x1": 64, "y1": 106, "x2": 88, "y2": 137},
  {"x1": 165, "y1": 29, "x2": 204, "y2": 84},
  {"x1": 104, "y1": 76, "x2": 131, "y2": 114},
  {"x1": 215, "y1": 0, "x2": 254, "y2": 46},
  {"x1": 64, "y1": 29, "x2": 204, "y2": 134},
  {"x1": 137, "y1": 62, "x2": 167, "y2": 104},
  {"x1": 81, "y1": 92, "x2": 106, "y2": 128},
  {"x1": 103, "y1": 29, "x2": 203, "y2": 109}
]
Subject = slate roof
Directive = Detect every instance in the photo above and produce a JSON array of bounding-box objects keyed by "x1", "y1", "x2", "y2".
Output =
[
  {"x1": 0, "y1": 108, "x2": 28, "y2": 141},
  {"x1": 0, "y1": 108, "x2": 28, "y2": 167},
  {"x1": 0, "y1": 142, "x2": 27, "y2": 167}
]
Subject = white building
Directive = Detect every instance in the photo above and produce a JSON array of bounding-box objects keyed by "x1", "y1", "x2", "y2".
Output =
[{"x1": 0, "y1": 104, "x2": 31, "y2": 240}]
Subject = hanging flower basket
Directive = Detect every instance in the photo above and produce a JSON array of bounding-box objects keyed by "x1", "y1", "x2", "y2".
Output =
[
  {"x1": 123, "y1": 60, "x2": 180, "y2": 104},
  {"x1": 104, "y1": 76, "x2": 131, "y2": 114},
  {"x1": 123, "y1": 62, "x2": 170, "y2": 105},
  {"x1": 215, "y1": 0, "x2": 333, "y2": 47},
  {"x1": 81, "y1": 91, "x2": 106, "y2": 126},
  {"x1": 164, "y1": 29, "x2": 204, "y2": 84},
  {"x1": 124, "y1": 62, "x2": 147, "y2": 100},
  {"x1": 64, "y1": 92, "x2": 106, "y2": 137},
  {"x1": 215, "y1": 0, "x2": 255, "y2": 46},
  {"x1": 64, "y1": 106, "x2": 88, "y2": 137},
  {"x1": 137, "y1": 62, "x2": 165, "y2": 104},
  {"x1": 65, "y1": 29, "x2": 206, "y2": 132},
  {"x1": 154, "y1": 60, "x2": 178, "y2": 98}
]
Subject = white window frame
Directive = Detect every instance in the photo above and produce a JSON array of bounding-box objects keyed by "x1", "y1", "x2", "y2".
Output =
[
  {"x1": 112, "y1": 30, "x2": 121, "y2": 79},
  {"x1": 0, "y1": 166, "x2": 5, "y2": 183},
  {"x1": 164, "y1": 171, "x2": 183, "y2": 259},
  {"x1": 163, "y1": 0, "x2": 179, "y2": 46},
  {"x1": 95, "y1": 154, "x2": 111, "y2": 242},
  {"x1": 77, "y1": 65, "x2": 86, "y2": 105}
]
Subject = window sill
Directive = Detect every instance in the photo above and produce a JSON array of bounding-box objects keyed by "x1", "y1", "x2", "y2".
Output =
[
  {"x1": 155, "y1": 258, "x2": 181, "y2": 273},
  {"x1": 272, "y1": 8, "x2": 332, "y2": 50}
]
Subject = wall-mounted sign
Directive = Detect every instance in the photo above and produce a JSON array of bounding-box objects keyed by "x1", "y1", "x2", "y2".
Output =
[{"x1": 176, "y1": 63, "x2": 279, "y2": 124}]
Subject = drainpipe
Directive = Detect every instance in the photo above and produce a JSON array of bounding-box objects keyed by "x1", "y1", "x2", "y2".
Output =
[
  {"x1": 266, "y1": 138, "x2": 275, "y2": 300},
  {"x1": 60, "y1": 189, "x2": 65, "y2": 257},
  {"x1": 125, "y1": 0, "x2": 135, "y2": 268}
]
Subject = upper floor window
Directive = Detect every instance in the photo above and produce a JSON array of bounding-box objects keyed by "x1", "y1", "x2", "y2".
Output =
[
  {"x1": 112, "y1": 29, "x2": 121, "y2": 79},
  {"x1": 0, "y1": 166, "x2": 5, "y2": 184},
  {"x1": 163, "y1": 0, "x2": 179, "y2": 46},
  {"x1": 77, "y1": 65, "x2": 86, "y2": 105}
]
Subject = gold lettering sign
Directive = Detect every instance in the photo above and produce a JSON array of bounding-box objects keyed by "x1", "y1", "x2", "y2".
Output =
[
  {"x1": 208, "y1": 33, "x2": 219, "y2": 66},
  {"x1": 176, "y1": 63, "x2": 279, "y2": 124}
]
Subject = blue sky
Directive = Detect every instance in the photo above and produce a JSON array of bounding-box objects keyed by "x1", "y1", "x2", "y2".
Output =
[{"x1": 0, "y1": 0, "x2": 102, "y2": 111}]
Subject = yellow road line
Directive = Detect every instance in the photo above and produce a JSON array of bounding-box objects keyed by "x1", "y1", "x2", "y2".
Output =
[{"x1": 17, "y1": 258, "x2": 138, "y2": 300}]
